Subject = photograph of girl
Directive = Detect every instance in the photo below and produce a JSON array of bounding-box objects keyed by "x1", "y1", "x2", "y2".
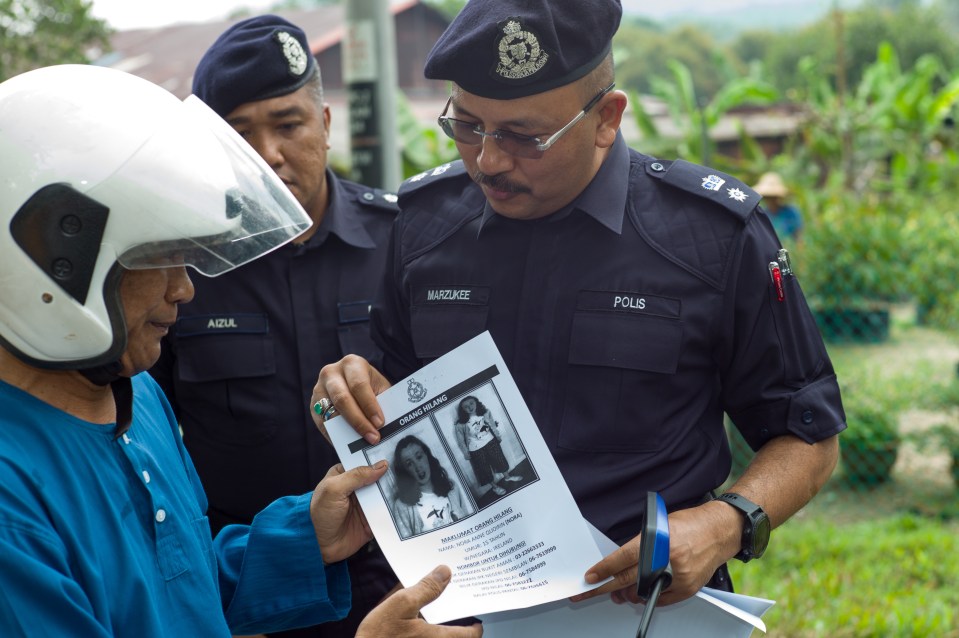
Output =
[
  {"x1": 453, "y1": 395, "x2": 523, "y2": 499},
  {"x1": 390, "y1": 434, "x2": 472, "y2": 540}
]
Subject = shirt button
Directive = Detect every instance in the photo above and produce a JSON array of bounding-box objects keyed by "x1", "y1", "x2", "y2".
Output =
[
  {"x1": 155, "y1": 509, "x2": 167, "y2": 523},
  {"x1": 650, "y1": 162, "x2": 665, "y2": 172},
  {"x1": 142, "y1": 470, "x2": 151, "y2": 484},
  {"x1": 802, "y1": 410, "x2": 814, "y2": 424},
  {"x1": 363, "y1": 192, "x2": 375, "y2": 201},
  {"x1": 122, "y1": 434, "x2": 132, "y2": 445}
]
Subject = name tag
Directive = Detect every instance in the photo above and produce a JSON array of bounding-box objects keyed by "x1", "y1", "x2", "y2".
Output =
[
  {"x1": 414, "y1": 286, "x2": 490, "y2": 305},
  {"x1": 577, "y1": 291, "x2": 681, "y2": 319},
  {"x1": 176, "y1": 313, "x2": 269, "y2": 337}
]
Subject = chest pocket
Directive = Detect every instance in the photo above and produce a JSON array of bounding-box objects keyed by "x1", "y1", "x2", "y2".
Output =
[
  {"x1": 337, "y1": 300, "x2": 381, "y2": 366},
  {"x1": 409, "y1": 286, "x2": 490, "y2": 360},
  {"x1": 559, "y1": 308, "x2": 684, "y2": 453},
  {"x1": 172, "y1": 314, "x2": 278, "y2": 444}
]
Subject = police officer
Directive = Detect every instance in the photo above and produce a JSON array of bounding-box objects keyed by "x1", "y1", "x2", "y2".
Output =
[
  {"x1": 149, "y1": 15, "x2": 399, "y2": 638},
  {"x1": 313, "y1": 0, "x2": 844, "y2": 611}
]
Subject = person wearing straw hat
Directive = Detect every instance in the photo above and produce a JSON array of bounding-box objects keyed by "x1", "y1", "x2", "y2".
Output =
[{"x1": 753, "y1": 172, "x2": 803, "y2": 242}]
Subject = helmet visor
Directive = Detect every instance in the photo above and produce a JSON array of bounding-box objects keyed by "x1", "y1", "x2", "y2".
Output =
[{"x1": 109, "y1": 95, "x2": 311, "y2": 276}]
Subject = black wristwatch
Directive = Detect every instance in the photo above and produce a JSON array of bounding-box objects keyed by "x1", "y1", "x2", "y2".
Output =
[{"x1": 717, "y1": 492, "x2": 770, "y2": 563}]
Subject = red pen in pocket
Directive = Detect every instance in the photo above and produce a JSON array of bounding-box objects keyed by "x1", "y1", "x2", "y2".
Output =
[{"x1": 768, "y1": 261, "x2": 784, "y2": 302}]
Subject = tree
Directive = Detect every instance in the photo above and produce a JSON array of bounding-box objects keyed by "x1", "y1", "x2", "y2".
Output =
[
  {"x1": 629, "y1": 59, "x2": 779, "y2": 169},
  {"x1": 735, "y1": 2, "x2": 959, "y2": 97},
  {"x1": 422, "y1": 0, "x2": 466, "y2": 21},
  {"x1": 0, "y1": 0, "x2": 111, "y2": 82}
]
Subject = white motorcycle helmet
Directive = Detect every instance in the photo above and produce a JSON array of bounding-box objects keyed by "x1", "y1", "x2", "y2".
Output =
[{"x1": 0, "y1": 64, "x2": 311, "y2": 370}]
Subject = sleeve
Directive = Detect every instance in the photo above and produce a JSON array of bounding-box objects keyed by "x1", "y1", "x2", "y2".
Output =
[
  {"x1": 215, "y1": 492, "x2": 352, "y2": 635},
  {"x1": 394, "y1": 500, "x2": 417, "y2": 539},
  {"x1": 450, "y1": 484, "x2": 470, "y2": 521},
  {"x1": 486, "y1": 412, "x2": 502, "y2": 441},
  {"x1": 719, "y1": 213, "x2": 846, "y2": 450},
  {"x1": 454, "y1": 421, "x2": 469, "y2": 455},
  {"x1": 0, "y1": 498, "x2": 111, "y2": 638}
]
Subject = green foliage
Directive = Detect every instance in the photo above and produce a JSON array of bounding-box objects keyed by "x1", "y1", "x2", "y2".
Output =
[
  {"x1": 421, "y1": 0, "x2": 466, "y2": 21},
  {"x1": 729, "y1": 514, "x2": 959, "y2": 637},
  {"x1": 905, "y1": 202, "x2": 959, "y2": 331},
  {"x1": 614, "y1": 21, "x2": 743, "y2": 100},
  {"x1": 629, "y1": 58, "x2": 778, "y2": 168},
  {"x1": 794, "y1": 189, "x2": 911, "y2": 314},
  {"x1": 395, "y1": 91, "x2": 459, "y2": 178},
  {"x1": 788, "y1": 41, "x2": 959, "y2": 193},
  {"x1": 732, "y1": 3, "x2": 959, "y2": 99},
  {"x1": 0, "y1": 0, "x2": 111, "y2": 81}
]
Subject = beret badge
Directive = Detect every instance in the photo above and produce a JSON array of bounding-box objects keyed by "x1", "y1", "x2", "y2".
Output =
[
  {"x1": 275, "y1": 30, "x2": 308, "y2": 76},
  {"x1": 494, "y1": 18, "x2": 550, "y2": 81}
]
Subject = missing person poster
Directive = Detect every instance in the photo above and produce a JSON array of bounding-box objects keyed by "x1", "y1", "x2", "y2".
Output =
[{"x1": 326, "y1": 331, "x2": 609, "y2": 623}]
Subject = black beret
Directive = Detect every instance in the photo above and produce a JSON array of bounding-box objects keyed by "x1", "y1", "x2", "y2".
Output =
[
  {"x1": 424, "y1": 0, "x2": 622, "y2": 100},
  {"x1": 192, "y1": 14, "x2": 317, "y2": 118}
]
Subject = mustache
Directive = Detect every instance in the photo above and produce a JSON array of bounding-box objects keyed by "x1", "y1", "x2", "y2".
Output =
[{"x1": 471, "y1": 171, "x2": 530, "y2": 194}]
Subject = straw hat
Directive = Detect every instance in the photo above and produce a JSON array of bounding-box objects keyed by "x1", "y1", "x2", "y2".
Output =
[{"x1": 753, "y1": 172, "x2": 789, "y2": 198}]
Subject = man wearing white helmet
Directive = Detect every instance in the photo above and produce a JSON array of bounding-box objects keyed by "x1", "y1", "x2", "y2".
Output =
[{"x1": 0, "y1": 64, "x2": 480, "y2": 638}]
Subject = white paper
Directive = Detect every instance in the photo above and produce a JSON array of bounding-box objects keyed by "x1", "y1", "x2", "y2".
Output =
[
  {"x1": 477, "y1": 521, "x2": 775, "y2": 637},
  {"x1": 326, "y1": 332, "x2": 608, "y2": 623}
]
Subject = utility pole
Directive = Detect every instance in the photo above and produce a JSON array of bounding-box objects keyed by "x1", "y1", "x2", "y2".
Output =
[{"x1": 344, "y1": 0, "x2": 401, "y2": 190}]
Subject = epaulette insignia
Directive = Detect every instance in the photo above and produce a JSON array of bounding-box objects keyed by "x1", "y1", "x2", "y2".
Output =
[
  {"x1": 358, "y1": 188, "x2": 399, "y2": 211},
  {"x1": 399, "y1": 161, "x2": 469, "y2": 199},
  {"x1": 646, "y1": 159, "x2": 759, "y2": 221}
]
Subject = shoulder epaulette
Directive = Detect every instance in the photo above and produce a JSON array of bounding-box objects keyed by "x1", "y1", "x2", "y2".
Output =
[
  {"x1": 645, "y1": 159, "x2": 759, "y2": 221},
  {"x1": 398, "y1": 161, "x2": 470, "y2": 203},
  {"x1": 354, "y1": 187, "x2": 400, "y2": 213}
]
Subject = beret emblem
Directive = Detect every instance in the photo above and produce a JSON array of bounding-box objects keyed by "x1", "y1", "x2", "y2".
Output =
[
  {"x1": 275, "y1": 30, "x2": 308, "y2": 76},
  {"x1": 494, "y1": 18, "x2": 549, "y2": 80}
]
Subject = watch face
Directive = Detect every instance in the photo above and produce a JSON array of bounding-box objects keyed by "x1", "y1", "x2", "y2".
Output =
[{"x1": 754, "y1": 514, "x2": 771, "y2": 555}]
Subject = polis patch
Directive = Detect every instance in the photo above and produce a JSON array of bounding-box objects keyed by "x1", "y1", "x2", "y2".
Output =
[
  {"x1": 175, "y1": 313, "x2": 269, "y2": 337},
  {"x1": 576, "y1": 290, "x2": 681, "y2": 319}
]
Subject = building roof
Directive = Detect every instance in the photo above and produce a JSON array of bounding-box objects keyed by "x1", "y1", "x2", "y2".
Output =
[{"x1": 95, "y1": 0, "x2": 422, "y2": 99}]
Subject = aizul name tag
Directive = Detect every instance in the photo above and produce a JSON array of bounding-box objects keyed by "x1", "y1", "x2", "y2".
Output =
[
  {"x1": 176, "y1": 313, "x2": 269, "y2": 337},
  {"x1": 577, "y1": 290, "x2": 681, "y2": 319}
]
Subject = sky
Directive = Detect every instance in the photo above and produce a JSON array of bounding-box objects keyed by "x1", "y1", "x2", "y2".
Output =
[
  {"x1": 90, "y1": 0, "x2": 278, "y2": 30},
  {"x1": 89, "y1": 0, "x2": 857, "y2": 31}
]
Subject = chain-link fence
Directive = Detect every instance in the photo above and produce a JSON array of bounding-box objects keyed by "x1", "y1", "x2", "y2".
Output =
[{"x1": 723, "y1": 200, "x2": 959, "y2": 514}]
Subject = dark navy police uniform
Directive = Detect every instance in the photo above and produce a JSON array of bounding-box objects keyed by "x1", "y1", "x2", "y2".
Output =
[
  {"x1": 372, "y1": 133, "x2": 846, "y2": 547},
  {"x1": 151, "y1": 170, "x2": 398, "y2": 635},
  {"x1": 150, "y1": 14, "x2": 403, "y2": 637}
]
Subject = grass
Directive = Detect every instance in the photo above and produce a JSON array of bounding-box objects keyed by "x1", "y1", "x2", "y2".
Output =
[
  {"x1": 725, "y1": 307, "x2": 959, "y2": 637},
  {"x1": 728, "y1": 512, "x2": 959, "y2": 637}
]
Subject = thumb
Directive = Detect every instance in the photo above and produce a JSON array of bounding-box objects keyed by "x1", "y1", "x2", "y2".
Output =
[
  {"x1": 322, "y1": 461, "x2": 388, "y2": 494},
  {"x1": 400, "y1": 565, "x2": 453, "y2": 611}
]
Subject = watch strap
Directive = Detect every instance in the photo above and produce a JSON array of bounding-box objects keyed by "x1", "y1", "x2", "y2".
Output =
[{"x1": 718, "y1": 492, "x2": 767, "y2": 562}]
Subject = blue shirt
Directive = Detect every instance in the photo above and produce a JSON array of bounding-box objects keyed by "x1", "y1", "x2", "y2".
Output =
[
  {"x1": 373, "y1": 134, "x2": 845, "y2": 544},
  {"x1": 768, "y1": 203, "x2": 803, "y2": 241},
  {"x1": 0, "y1": 374, "x2": 349, "y2": 637}
]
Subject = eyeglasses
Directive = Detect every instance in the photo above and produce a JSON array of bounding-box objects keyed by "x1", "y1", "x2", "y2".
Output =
[{"x1": 437, "y1": 83, "x2": 615, "y2": 160}]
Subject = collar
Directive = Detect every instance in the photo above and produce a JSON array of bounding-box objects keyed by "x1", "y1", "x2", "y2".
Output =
[
  {"x1": 305, "y1": 170, "x2": 376, "y2": 249},
  {"x1": 478, "y1": 131, "x2": 629, "y2": 235}
]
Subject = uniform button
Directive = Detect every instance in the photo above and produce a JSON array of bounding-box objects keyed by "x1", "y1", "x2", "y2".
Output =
[
  {"x1": 802, "y1": 410, "x2": 814, "y2": 424},
  {"x1": 155, "y1": 509, "x2": 167, "y2": 523},
  {"x1": 650, "y1": 162, "x2": 665, "y2": 172},
  {"x1": 142, "y1": 470, "x2": 151, "y2": 484},
  {"x1": 760, "y1": 427, "x2": 769, "y2": 438},
  {"x1": 362, "y1": 192, "x2": 375, "y2": 201},
  {"x1": 122, "y1": 434, "x2": 132, "y2": 445}
]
